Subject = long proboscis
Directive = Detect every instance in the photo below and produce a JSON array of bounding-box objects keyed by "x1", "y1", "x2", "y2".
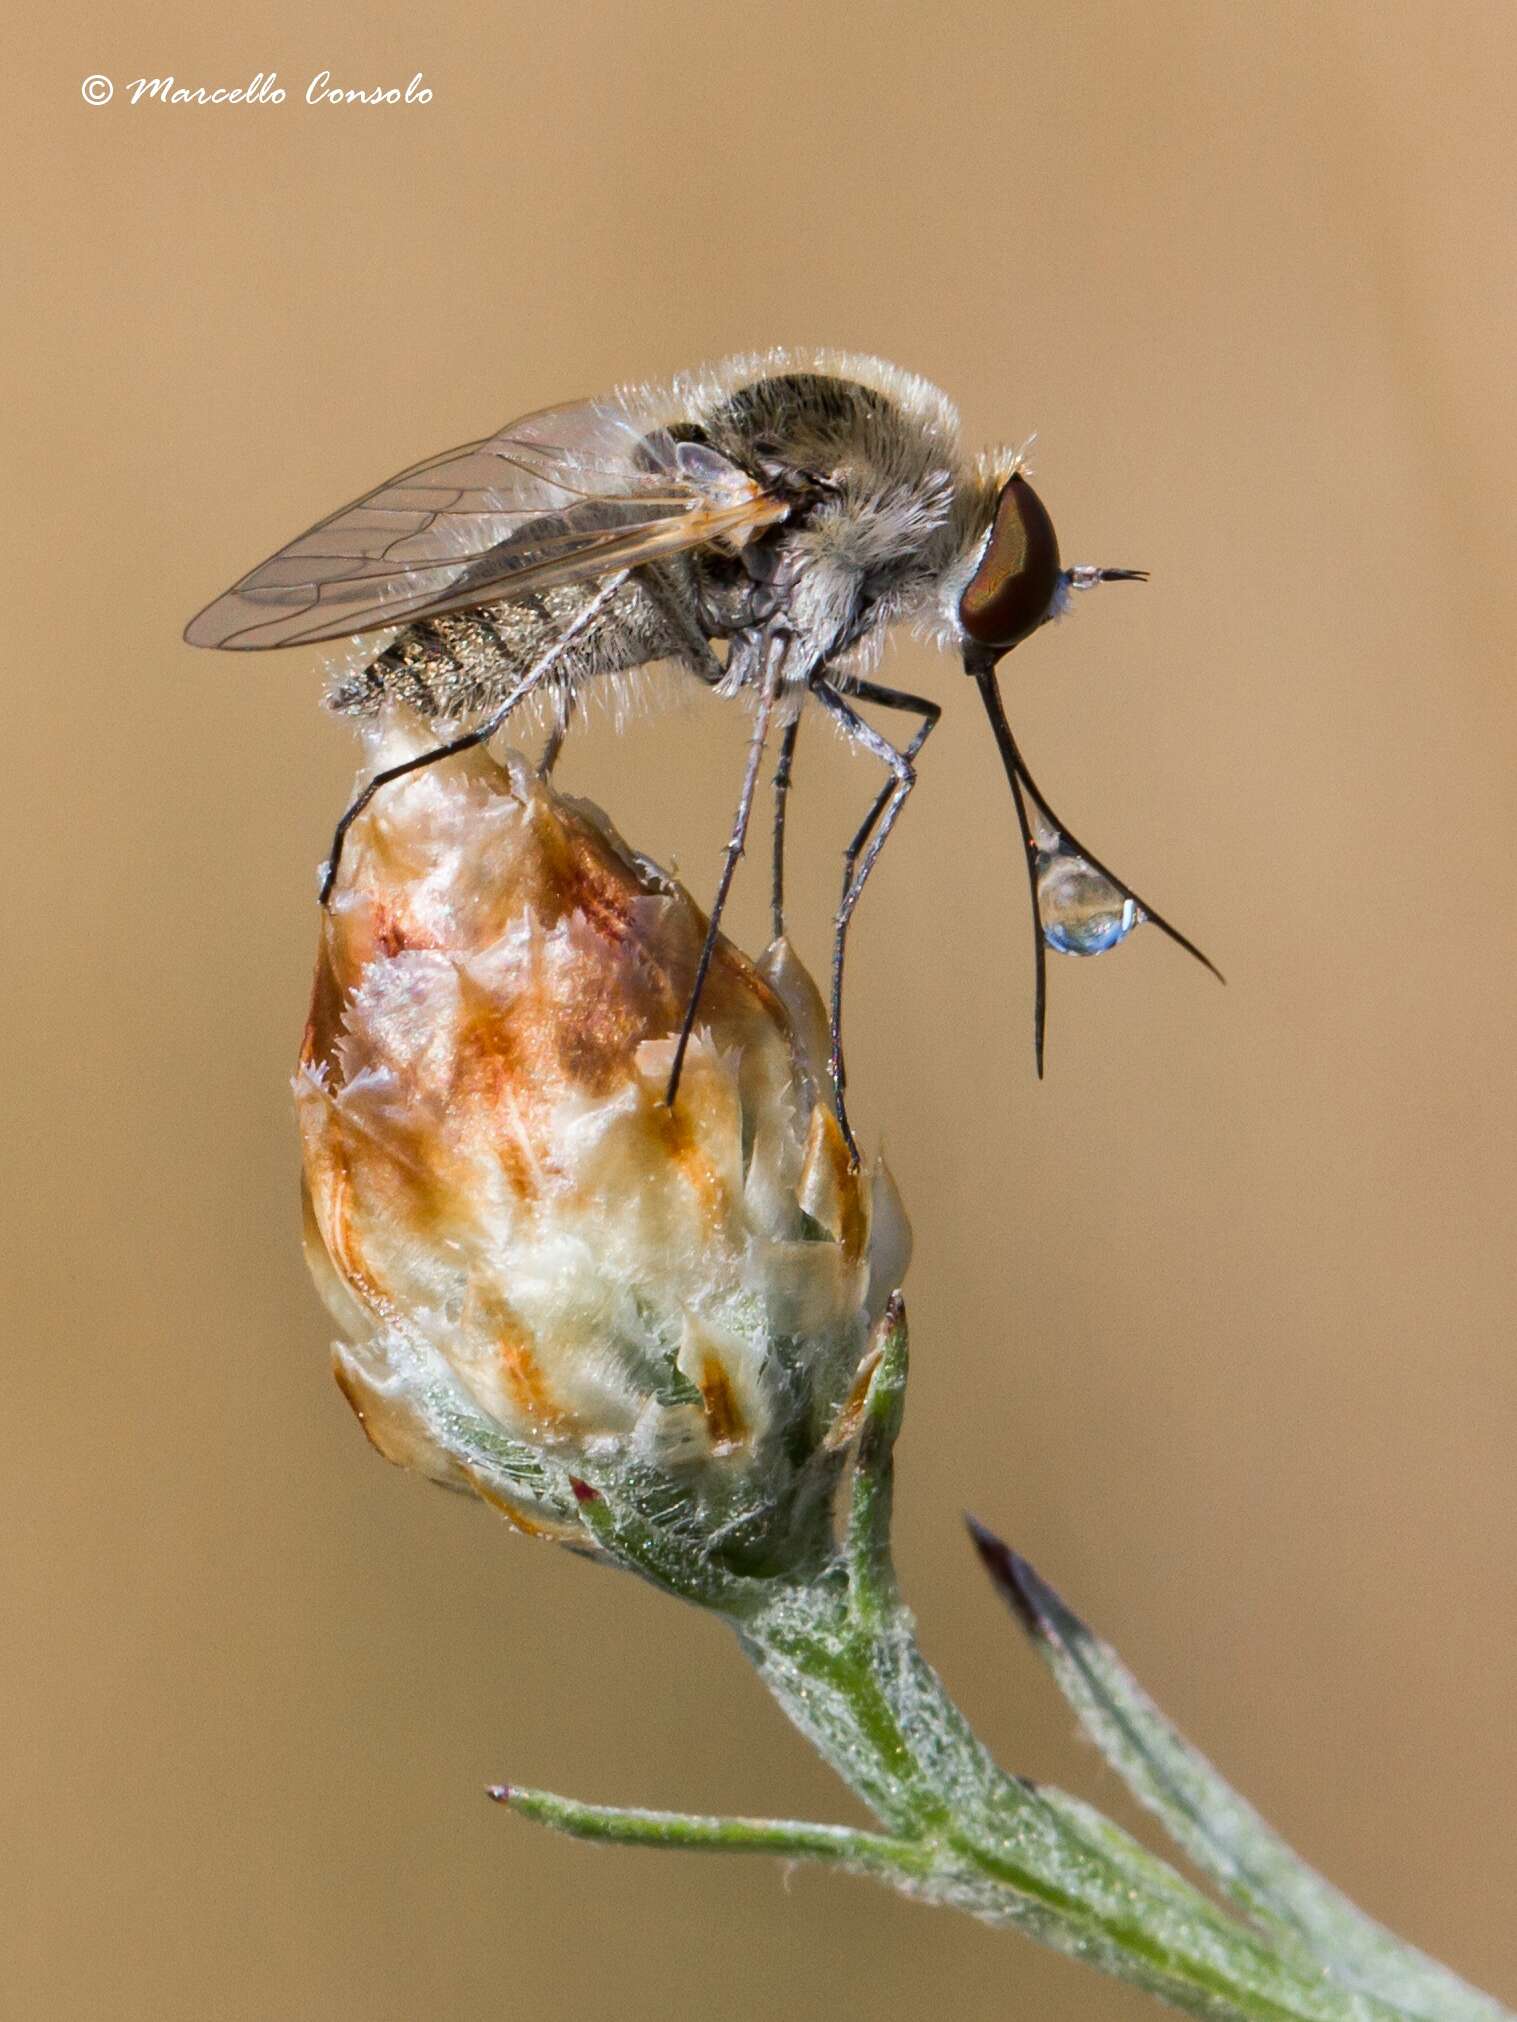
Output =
[{"x1": 970, "y1": 664, "x2": 1224, "y2": 1078}]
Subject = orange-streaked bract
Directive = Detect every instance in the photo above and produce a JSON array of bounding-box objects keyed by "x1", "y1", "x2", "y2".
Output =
[{"x1": 296, "y1": 720, "x2": 909, "y2": 1565}]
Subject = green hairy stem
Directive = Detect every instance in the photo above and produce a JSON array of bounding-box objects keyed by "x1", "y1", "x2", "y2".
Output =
[{"x1": 498, "y1": 1299, "x2": 1510, "y2": 2022}]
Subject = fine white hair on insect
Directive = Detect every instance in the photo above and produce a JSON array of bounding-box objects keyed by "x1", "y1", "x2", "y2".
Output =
[
  {"x1": 320, "y1": 628, "x2": 401, "y2": 702},
  {"x1": 468, "y1": 658, "x2": 701, "y2": 746},
  {"x1": 565, "y1": 658, "x2": 694, "y2": 737},
  {"x1": 626, "y1": 344, "x2": 965, "y2": 471}
]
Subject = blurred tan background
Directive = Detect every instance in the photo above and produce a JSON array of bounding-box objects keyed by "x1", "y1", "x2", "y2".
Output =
[{"x1": 8, "y1": 2, "x2": 1516, "y2": 2016}]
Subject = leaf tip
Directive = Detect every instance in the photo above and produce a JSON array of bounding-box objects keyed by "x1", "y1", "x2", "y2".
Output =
[{"x1": 965, "y1": 1514, "x2": 1056, "y2": 1643}]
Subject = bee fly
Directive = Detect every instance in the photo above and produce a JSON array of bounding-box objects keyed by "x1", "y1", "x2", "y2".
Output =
[{"x1": 186, "y1": 348, "x2": 1219, "y2": 1159}]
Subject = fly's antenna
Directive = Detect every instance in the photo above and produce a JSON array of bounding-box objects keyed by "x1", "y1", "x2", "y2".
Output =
[{"x1": 1066, "y1": 565, "x2": 1150, "y2": 590}]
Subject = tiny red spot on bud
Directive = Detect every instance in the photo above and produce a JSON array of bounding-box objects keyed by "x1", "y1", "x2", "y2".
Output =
[{"x1": 570, "y1": 1477, "x2": 599, "y2": 1504}]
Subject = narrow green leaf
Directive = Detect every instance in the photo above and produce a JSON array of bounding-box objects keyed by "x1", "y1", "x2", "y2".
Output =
[
  {"x1": 968, "y1": 1519, "x2": 1512, "y2": 2022},
  {"x1": 492, "y1": 1783, "x2": 934, "y2": 1881}
]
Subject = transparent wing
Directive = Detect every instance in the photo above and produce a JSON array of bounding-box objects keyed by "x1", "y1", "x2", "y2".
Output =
[{"x1": 184, "y1": 392, "x2": 785, "y2": 650}]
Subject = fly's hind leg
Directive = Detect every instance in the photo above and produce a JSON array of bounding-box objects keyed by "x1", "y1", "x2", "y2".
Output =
[
  {"x1": 319, "y1": 571, "x2": 630, "y2": 904},
  {"x1": 537, "y1": 677, "x2": 576, "y2": 777},
  {"x1": 320, "y1": 675, "x2": 550, "y2": 905},
  {"x1": 813, "y1": 675, "x2": 941, "y2": 1165}
]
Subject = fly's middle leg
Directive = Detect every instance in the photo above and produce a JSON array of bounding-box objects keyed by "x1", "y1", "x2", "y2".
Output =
[
  {"x1": 665, "y1": 638, "x2": 785, "y2": 1115},
  {"x1": 769, "y1": 712, "x2": 801, "y2": 943}
]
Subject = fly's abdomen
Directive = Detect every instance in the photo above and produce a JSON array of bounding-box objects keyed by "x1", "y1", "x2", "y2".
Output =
[{"x1": 325, "y1": 572, "x2": 694, "y2": 723}]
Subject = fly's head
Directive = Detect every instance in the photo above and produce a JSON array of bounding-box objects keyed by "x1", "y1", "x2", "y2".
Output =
[{"x1": 950, "y1": 454, "x2": 1148, "y2": 676}]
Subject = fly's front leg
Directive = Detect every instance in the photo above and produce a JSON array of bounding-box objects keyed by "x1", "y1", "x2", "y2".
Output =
[
  {"x1": 833, "y1": 674, "x2": 941, "y2": 888},
  {"x1": 813, "y1": 676, "x2": 941, "y2": 1165}
]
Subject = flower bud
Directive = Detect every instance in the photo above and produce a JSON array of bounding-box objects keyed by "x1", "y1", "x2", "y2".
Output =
[{"x1": 297, "y1": 721, "x2": 910, "y2": 1574}]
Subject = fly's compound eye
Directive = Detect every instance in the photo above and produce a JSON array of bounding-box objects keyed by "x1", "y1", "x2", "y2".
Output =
[{"x1": 958, "y1": 474, "x2": 1062, "y2": 654}]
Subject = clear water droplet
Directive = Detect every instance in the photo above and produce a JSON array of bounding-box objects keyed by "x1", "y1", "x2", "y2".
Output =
[{"x1": 1036, "y1": 846, "x2": 1144, "y2": 956}]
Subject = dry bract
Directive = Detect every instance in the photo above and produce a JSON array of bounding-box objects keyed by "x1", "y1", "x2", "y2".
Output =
[{"x1": 297, "y1": 721, "x2": 909, "y2": 1569}]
